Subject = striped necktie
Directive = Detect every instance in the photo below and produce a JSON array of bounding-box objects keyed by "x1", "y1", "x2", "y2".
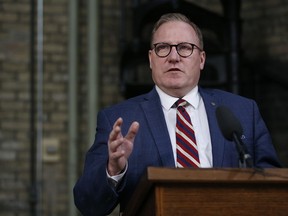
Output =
[{"x1": 175, "y1": 99, "x2": 200, "y2": 168}]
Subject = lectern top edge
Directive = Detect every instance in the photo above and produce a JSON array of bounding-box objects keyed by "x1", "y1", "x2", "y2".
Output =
[{"x1": 146, "y1": 167, "x2": 288, "y2": 183}]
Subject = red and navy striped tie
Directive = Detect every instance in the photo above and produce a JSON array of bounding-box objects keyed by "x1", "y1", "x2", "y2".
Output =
[{"x1": 175, "y1": 99, "x2": 200, "y2": 168}]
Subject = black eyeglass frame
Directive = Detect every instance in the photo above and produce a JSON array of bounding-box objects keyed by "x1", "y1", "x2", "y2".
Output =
[{"x1": 152, "y1": 42, "x2": 203, "y2": 58}]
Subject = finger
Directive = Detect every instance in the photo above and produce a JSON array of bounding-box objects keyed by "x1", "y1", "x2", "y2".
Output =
[
  {"x1": 109, "y1": 118, "x2": 123, "y2": 141},
  {"x1": 125, "y1": 121, "x2": 140, "y2": 142},
  {"x1": 109, "y1": 137, "x2": 124, "y2": 153},
  {"x1": 113, "y1": 117, "x2": 123, "y2": 129},
  {"x1": 109, "y1": 149, "x2": 125, "y2": 160}
]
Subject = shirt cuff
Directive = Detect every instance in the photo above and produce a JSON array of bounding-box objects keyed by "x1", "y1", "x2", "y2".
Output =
[{"x1": 106, "y1": 163, "x2": 128, "y2": 187}]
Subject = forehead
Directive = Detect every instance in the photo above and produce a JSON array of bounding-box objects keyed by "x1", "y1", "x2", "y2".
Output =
[{"x1": 153, "y1": 21, "x2": 198, "y2": 43}]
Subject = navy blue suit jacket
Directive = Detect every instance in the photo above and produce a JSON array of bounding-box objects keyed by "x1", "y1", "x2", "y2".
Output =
[{"x1": 74, "y1": 87, "x2": 281, "y2": 216}]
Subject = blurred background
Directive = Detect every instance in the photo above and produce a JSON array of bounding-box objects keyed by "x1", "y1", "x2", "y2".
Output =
[{"x1": 0, "y1": 0, "x2": 287, "y2": 215}]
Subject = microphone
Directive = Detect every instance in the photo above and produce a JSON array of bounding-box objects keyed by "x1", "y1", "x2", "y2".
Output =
[{"x1": 216, "y1": 106, "x2": 253, "y2": 168}]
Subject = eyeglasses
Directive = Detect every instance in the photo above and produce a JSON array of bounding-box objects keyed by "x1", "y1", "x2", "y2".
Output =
[{"x1": 152, "y1": 42, "x2": 202, "y2": 58}]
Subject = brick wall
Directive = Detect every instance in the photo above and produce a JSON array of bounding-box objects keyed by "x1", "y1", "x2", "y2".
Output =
[
  {"x1": 0, "y1": 0, "x2": 287, "y2": 216},
  {"x1": 0, "y1": 0, "x2": 31, "y2": 215}
]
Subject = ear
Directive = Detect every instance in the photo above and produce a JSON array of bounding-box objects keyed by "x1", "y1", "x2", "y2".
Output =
[
  {"x1": 148, "y1": 50, "x2": 152, "y2": 69},
  {"x1": 199, "y1": 51, "x2": 206, "y2": 70}
]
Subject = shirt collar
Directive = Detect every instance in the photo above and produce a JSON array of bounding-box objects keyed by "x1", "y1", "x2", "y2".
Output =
[{"x1": 155, "y1": 85, "x2": 200, "y2": 110}]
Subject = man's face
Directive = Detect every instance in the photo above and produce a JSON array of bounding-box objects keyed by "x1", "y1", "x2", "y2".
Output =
[{"x1": 149, "y1": 21, "x2": 206, "y2": 97}]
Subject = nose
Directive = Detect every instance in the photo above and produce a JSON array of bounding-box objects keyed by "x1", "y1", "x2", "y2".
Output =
[{"x1": 167, "y1": 46, "x2": 180, "y2": 62}]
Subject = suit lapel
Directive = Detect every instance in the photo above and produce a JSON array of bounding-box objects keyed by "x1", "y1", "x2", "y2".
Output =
[
  {"x1": 199, "y1": 88, "x2": 225, "y2": 167},
  {"x1": 140, "y1": 88, "x2": 175, "y2": 167}
]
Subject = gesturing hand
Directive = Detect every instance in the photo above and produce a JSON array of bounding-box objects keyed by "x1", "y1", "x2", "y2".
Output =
[{"x1": 107, "y1": 117, "x2": 139, "y2": 176}]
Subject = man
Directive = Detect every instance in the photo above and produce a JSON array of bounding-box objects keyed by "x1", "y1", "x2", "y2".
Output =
[{"x1": 74, "y1": 13, "x2": 281, "y2": 216}]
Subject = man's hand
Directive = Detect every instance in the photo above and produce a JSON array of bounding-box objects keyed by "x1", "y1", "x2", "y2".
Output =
[{"x1": 107, "y1": 117, "x2": 139, "y2": 176}]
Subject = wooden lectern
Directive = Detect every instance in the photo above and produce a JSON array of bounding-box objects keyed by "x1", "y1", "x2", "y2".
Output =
[{"x1": 123, "y1": 167, "x2": 288, "y2": 216}]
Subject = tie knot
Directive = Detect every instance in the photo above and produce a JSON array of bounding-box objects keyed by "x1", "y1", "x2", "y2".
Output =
[{"x1": 175, "y1": 98, "x2": 188, "y2": 108}]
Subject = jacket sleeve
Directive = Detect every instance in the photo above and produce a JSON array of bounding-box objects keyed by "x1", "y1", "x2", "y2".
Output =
[
  {"x1": 73, "y1": 110, "x2": 120, "y2": 216},
  {"x1": 251, "y1": 100, "x2": 282, "y2": 168}
]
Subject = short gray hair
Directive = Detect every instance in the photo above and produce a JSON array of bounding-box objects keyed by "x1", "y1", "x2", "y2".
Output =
[{"x1": 151, "y1": 13, "x2": 204, "y2": 49}]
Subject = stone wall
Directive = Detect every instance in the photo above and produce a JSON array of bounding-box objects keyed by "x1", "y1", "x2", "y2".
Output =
[{"x1": 0, "y1": 0, "x2": 287, "y2": 215}]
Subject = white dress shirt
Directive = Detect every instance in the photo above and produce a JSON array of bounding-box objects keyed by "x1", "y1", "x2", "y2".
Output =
[{"x1": 155, "y1": 85, "x2": 213, "y2": 168}]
